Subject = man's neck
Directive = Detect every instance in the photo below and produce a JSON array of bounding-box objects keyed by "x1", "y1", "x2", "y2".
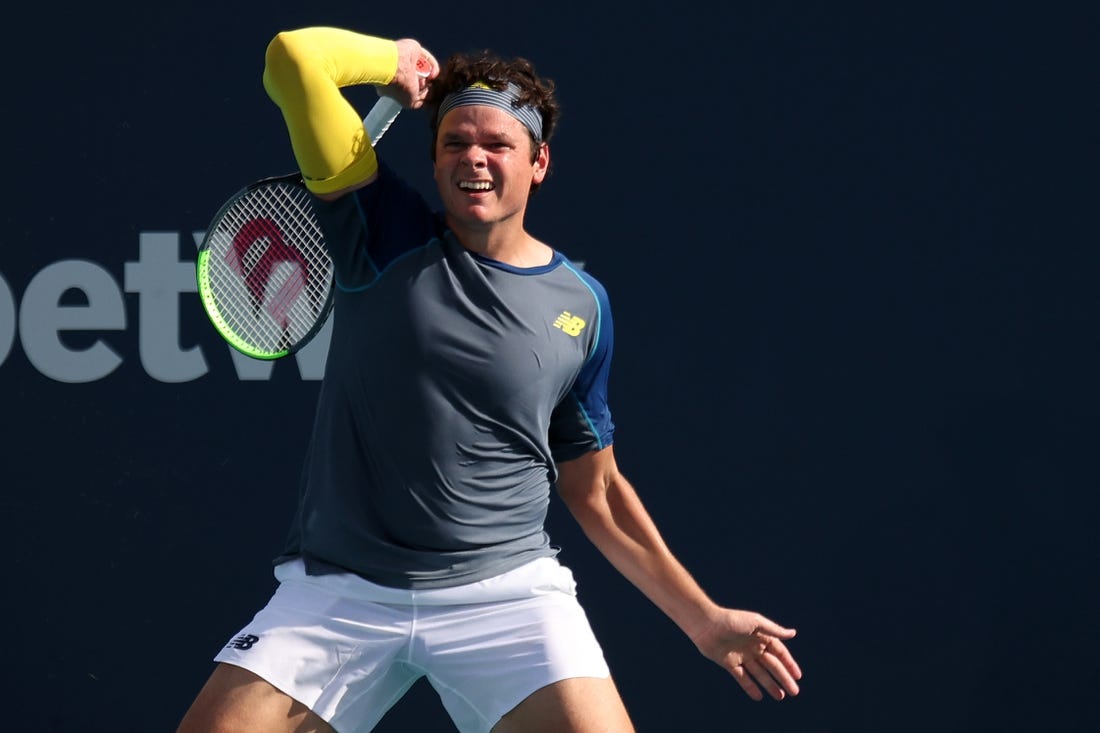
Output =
[{"x1": 448, "y1": 218, "x2": 552, "y2": 268}]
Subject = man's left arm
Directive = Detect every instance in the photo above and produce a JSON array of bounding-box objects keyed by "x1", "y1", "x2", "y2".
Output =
[{"x1": 555, "y1": 445, "x2": 803, "y2": 701}]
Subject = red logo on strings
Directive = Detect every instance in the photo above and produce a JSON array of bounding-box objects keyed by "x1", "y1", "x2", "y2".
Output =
[{"x1": 226, "y1": 218, "x2": 308, "y2": 329}]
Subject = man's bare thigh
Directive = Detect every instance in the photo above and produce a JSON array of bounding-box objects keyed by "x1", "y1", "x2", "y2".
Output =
[
  {"x1": 176, "y1": 662, "x2": 333, "y2": 733},
  {"x1": 492, "y1": 676, "x2": 634, "y2": 733}
]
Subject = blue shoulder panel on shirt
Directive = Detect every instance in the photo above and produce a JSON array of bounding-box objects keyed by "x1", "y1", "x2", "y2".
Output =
[{"x1": 556, "y1": 258, "x2": 616, "y2": 454}]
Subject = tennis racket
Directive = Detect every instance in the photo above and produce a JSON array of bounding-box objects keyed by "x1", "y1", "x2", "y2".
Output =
[{"x1": 197, "y1": 75, "x2": 423, "y2": 360}]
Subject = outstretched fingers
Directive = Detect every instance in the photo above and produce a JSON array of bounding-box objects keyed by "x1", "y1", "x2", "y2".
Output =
[
  {"x1": 729, "y1": 663, "x2": 765, "y2": 701},
  {"x1": 765, "y1": 636, "x2": 803, "y2": 686},
  {"x1": 724, "y1": 633, "x2": 802, "y2": 701},
  {"x1": 756, "y1": 640, "x2": 801, "y2": 698},
  {"x1": 699, "y1": 609, "x2": 803, "y2": 702}
]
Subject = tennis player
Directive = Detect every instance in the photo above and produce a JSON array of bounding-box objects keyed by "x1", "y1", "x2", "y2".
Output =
[{"x1": 176, "y1": 26, "x2": 802, "y2": 733}]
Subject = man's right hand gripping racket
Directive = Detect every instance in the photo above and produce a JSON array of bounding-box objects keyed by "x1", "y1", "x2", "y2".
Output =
[{"x1": 197, "y1": 60, "x2": 430, "y2": 360}]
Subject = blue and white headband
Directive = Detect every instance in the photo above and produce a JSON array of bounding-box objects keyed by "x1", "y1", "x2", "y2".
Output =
[{"x1": 436, "y1": 81, "x2": 544, "y2": 142}]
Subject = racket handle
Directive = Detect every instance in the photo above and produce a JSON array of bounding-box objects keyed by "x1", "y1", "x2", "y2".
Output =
[
  {"x1": 364, "y1": 55, "x2": 432, "y2": 146},
  {"x1": 364, "y1": 95, "x2": 403, "y2": 146}
]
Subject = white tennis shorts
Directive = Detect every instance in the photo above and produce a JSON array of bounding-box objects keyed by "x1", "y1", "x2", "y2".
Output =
[{"x1": 213, "y1": 556, "x2": 610, "y2": 733}]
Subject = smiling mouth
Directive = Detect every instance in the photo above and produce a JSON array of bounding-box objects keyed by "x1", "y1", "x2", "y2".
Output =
[{"x1": 458, "y1": 180, "x2": 494, "y2": 192}]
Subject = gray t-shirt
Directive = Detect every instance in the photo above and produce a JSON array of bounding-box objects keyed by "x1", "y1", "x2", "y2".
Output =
[{"x1": 277, "y1": 163, "x2": 616, "y2": 588}]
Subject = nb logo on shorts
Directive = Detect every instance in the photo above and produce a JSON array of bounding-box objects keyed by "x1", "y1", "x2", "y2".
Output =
[
  {"x1": 553, "y1": 311, "x2": 586, "y2": 337},
  {"x1": 226, "y1": 634, "x2": 260, "y2": 650}
]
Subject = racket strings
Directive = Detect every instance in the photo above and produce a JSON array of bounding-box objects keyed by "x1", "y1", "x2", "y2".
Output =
[{"x1": 203, "y1": 181, "x2": 333, "y2": 355}]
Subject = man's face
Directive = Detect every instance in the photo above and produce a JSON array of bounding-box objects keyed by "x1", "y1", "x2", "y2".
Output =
[{"x1": 433, "y1": 105, "x2": 547, "y2": 232}]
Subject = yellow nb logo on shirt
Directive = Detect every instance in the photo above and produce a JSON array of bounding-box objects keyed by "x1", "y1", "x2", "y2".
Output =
[{"x1": 553, "y1": 311, "x2": 587, "y2": 337}]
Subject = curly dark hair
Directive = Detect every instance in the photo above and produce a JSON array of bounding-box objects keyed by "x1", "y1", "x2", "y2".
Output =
[{"x1": 425, "y1": 50, "x2": 561, "y2": 167}]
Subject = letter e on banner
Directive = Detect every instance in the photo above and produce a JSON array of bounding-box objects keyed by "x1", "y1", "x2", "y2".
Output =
[{"x1": 20, "y1": 261, "x2": 126, "y2": 383}]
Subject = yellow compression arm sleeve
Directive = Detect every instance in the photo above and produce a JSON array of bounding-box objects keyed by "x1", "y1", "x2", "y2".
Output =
[{"x1": 263, "y1": 27, "x2": 399, "y2": 194}]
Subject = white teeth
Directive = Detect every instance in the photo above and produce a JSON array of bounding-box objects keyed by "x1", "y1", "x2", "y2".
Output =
[{"x1": 458, "y1": 180, "x2": 493, "y2": 191}]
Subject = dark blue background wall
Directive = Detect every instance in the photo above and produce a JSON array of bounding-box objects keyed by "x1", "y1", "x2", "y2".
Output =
[{"x1": 4, "y1": 3, "x2": 1096, "y2": 731}]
